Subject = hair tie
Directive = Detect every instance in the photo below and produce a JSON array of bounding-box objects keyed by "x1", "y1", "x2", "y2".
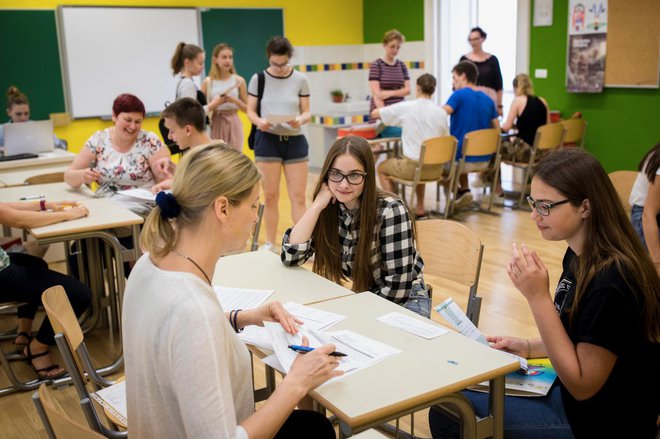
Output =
[{"x1": 156, "y1": 191, "x2": 181, "y2": 219}]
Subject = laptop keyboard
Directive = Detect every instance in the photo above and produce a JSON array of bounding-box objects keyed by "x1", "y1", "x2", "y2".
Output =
[{"x1": 0, "y1": 152, "x2": 39, "y2": 162}]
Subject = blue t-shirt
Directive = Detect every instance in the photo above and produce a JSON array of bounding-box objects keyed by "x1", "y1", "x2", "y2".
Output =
[{"x1": 445, "y1": 88, "x2": 498, "y2": 162}]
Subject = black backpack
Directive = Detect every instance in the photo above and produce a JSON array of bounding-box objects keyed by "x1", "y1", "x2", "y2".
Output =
[
  {"x1": 159, "y1": 78, "x2": 209, "y2": 155},
  {"x1": 247, "y1": 71, "x2": 266, "y2": 150}
]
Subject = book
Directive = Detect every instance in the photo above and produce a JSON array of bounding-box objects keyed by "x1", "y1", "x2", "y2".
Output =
[{"x1": 470, "y1": 357, "x2": 558, "y2": 397}]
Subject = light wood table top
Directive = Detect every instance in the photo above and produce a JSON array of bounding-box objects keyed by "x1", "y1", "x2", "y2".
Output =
[
  {"x1": 0, "y1": 149, "x2": 75, "y2": 171},
  {"x1": 0, "y1": 182, "x2": 95, "y2": 202},
  {"x1": 213, "y1": 250, "x2": 354, "y2": 306},
  {"x1": 309, "y1": 293, "x2": 519, "y2": 431},
  {"x1": 0, "y1": 163, "x2": 70, "y2": 187}
]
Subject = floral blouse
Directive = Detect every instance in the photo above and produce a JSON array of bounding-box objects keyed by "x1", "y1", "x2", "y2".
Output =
[{"x1": 84, "y1": 128, "x2": 163, "y2": 197}]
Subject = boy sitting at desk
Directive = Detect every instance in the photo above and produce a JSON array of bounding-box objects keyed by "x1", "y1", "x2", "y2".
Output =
[
  {"x1": 152, "y1": 97, "x2": 220, "y2": 193},
  {"x1": 371, "y1": 73, "x2": 449, "y2": 218}
]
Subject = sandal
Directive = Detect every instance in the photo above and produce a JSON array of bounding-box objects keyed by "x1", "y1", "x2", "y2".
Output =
[
  {"x1": 23, "y1": 344, "x2": 66, "y2": 380},
  {"x1": 13, "y1": 332, "x2": 31, "y2": 353}
]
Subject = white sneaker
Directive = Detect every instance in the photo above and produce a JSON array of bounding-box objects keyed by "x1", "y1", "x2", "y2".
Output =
[{"x1": 454, "y1": 191, "x2": 474, "y2": 210}]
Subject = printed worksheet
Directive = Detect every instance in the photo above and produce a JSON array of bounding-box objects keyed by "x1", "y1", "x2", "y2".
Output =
[
  {"x1": 376, "y1": 312, "x2": 448, "y2": 339},
  {"x1": 213, "y1": 286, "x2": 274, "y2": 311},
  {"x1": 91, "y1": 381, "x2": 127, "y2": 425}
]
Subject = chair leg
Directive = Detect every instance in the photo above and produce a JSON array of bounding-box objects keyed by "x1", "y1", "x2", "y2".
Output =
[{"x1": 32, "y1": 389, "x2": 56, "y2": 439}]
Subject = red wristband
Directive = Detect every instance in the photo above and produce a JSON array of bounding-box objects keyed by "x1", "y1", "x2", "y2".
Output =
[{"x1": 40, "y1": 199, "x2": 47, "y2": 211}]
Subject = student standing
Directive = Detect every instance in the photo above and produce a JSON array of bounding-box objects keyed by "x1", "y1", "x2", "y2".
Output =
[
  {"x1": 202, "y1": 43, "x2": 247, "y2": 151},
  {"x1": 124, "y1": 144, "x2": 339, "y2": 438},
  {"x1": 170, "y1": 43, "x2": 222, "y2": 116},
  {"x1": 247, "y1": 36, "x2": 311, "y2": 252},
  {"x1": 372, "y1": 74, "x2": 449, "y2": 217},
  {"x1": 368, "y1": 29, "x2": 411, "y2": 138},
  {"x1": 429, "y1": 148, "x2": 660, "y2": 438},
  {"x1": 460, "y1": 27, "x2": 504, "y2": 114},
  {"x1": 630, "y1": 142, "x2": 660, "y2": 275},
  {"x1": 281, "y1": 136, "x2": 431, "y2": 318}
]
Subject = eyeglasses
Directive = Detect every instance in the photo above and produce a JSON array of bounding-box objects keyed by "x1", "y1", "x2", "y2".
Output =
[
  {"x1": 327, "y1": 169, "x2": 366, "y2": 185},
  {"x1": 269, "y1": 61, "x2": 290, "y2": 69},
  {"x1": 468, "y1": 37, "x2": 482, "y2": 42},
  {"x1": 526, "y1": 196, "x2": 570, "y2": 216}
]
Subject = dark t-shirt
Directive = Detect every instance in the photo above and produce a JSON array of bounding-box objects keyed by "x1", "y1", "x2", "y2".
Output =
[
  {"x1": 555, "y1": 248, "x2": 660, "y2": 438},
  {"x1": 516, "y1": 95, "x2": 547, "y2": 146},
  {"x1": 459, "y1": 55, "x2": 503, "y2": 91}
]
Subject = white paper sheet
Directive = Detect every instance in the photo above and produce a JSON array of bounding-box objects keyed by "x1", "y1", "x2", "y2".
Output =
[
  {"x1": 91, "y1": 381, "x2": 127, "y2": 425},
  {"x1": 115, "y1": 187, "x2": 159, "y2": 202},
  {"x1": 283, "y1": 301, "x2": 346, "y2": 330},
  {"x1": 266, "y1": 114, "x2": 297, "y2": 124},
  {"x1": 213, "y1": 286, "x2": 274, "y2": 311},
  {"x1": 376, "y1": 312, "x2": 448, "y2": 339}
]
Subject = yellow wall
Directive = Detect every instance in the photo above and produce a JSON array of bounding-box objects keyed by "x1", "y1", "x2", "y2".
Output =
[{"x1": 2, "y1": 0, "x2": 363, "y2": 154}]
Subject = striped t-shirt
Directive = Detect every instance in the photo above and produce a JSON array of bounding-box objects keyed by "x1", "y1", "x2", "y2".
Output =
[{"x1": 368, "y1": 58, "x2": 410, "y2": 120}]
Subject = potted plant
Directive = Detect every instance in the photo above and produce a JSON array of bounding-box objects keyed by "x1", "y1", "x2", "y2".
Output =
[{"x1": 330, "y1": 89, "x2": 344, "y2": 103}]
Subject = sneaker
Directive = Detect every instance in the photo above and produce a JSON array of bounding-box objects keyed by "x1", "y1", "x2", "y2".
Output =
[
  {"x1": 481, "y1": 192, "x2": 505, "y2": 207},
  {"x1": 454, "y1": 191, "x2": 474, "y2": 210}
]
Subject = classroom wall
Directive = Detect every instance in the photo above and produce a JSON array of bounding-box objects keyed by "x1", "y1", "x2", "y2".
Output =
[
  {"x1": 363, "y1": 0, "x2": 424, "y2": 44},
  {"x1": 530, "y1": 0, "x2": 660, "y2": 172},
  {"x1": 1, "y1": 0, "x2": 363, "y2": 153}
]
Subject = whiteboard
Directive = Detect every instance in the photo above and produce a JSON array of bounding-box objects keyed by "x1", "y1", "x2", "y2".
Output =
[{"x1": 59, "y1": 7, "x2": 201, "y2": 118}]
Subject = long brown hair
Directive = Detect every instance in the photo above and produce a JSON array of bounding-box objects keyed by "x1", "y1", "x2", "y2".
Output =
[
  {"x1": 170, "y1": 42, "x2": 203, "y2": 75},
  {"x1": 638, "y1": 142, "x2": 660, "y2": 183},
  {"x1": 311, "y1": 136, "x2": 411, "y2": 292},
  {"x1": 534, "y1": 148, "x2": 660, "y2": 342}
]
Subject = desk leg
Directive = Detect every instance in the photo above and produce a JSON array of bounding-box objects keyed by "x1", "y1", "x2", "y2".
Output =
[{"x1": 489, "y1": 375, "x2": 505, "y2": 439}]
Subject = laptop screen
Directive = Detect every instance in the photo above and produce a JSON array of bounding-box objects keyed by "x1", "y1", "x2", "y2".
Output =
[{"x1": 3, "y1": 120, "x2": 55, "y2": 156}]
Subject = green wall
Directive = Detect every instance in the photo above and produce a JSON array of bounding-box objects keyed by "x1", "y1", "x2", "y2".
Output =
[
  {"x1": 530, "y1": 0, "x2": 660, "y2": 172},
  {"x1": 363, "y1": 0, "x2": 424, "y2": 43}
]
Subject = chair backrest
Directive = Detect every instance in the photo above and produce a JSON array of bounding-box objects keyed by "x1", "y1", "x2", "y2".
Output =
[
  {"x1": 462, "y1": 128, "x2": 501, "y2": 157},
  {"x1": 37, "y1": 384, "x2": 105, "y2": 439},
  {"x1": 559, "y1": 118, "x2": 587, "y2": 146},
  {"x1": 533, "y1": 123, "x2": 566, "y2": 151},
  {"x1": 49, "y1": 112, "x2": 72, "y2": 127},
  {"x1": 608, "y1": 170, "x2": 638, "y2": 215},
  {"x1": 416, "y1": 219, "x2": 484, "y2": 324},
  {"x1": 24, "y1": 172, "x2": 65, "y2": 185},
  {"x1": 41, "y1": 286, "x2": 85, "y2": 380},
  {"x1": 420, "y1": 135, "x2": 458, "y2": 166}
]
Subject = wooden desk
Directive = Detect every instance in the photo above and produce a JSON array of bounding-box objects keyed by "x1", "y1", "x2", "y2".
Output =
[
  {"x1": 213, "y1": 251, "x2": 354, "y2": 305},
  {"x1": 309, "y1": 293, "x2": 519, "y2": 438},
  {"x1": 0, "y1": 181, "x2": 95, "y2": 202},
  {"x1": 0, "y1": 150, "x2": 75, "y2": 186}
]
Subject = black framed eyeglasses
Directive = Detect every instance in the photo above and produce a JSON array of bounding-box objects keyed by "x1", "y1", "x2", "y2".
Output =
[
  {"x1": 327, "y1": 169, "x2": 367, "y2": 185},
  {"x1": 526, "y1": 196, "x2": 570, "y2": 216}
]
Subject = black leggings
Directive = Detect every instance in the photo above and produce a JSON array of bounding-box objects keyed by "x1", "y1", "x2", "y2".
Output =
[
  {"x1": 275, "y1": 410, "x2": 335, "y2": 438},
  {"x1": 0, "y1": 253, "x2": 91, "y2": 346}
]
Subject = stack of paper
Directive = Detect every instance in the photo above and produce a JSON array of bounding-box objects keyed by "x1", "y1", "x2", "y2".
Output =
[
  {"x1": 213, "y1": 286, "x2": 274, "y2": 311},
  {"x1": 115, "y1": 188, "x2": 160, "y2": 202},
  {"x1": 91, "y1": 381, "x2": 127, "y2": 425},
  {"x1": 376, "y1": 311, "x2": 448, "y2": 339}
]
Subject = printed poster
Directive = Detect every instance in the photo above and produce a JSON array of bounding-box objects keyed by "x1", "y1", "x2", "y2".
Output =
[{"x1": 566, "y1": 0, "x2": 608, "y2": 93}]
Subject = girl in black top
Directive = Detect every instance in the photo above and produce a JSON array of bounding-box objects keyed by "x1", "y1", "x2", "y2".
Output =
[
  {"x1": 460, "y1": 27, "x2": 504, "y2": 114},
  {"x1": 502, "y1": 73, "x2": 549, "y2": 146}
]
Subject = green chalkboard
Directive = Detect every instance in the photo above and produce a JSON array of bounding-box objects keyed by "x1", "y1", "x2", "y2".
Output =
[
  {"x1": 201, "y1": 8, "x2": 284, "y2": 84},
  {"x1": 0, "y1": 9, "x2": 65, "y2": 120}
]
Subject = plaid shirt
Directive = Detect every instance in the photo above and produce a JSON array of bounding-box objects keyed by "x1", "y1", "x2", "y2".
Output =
[{"x1": 281, "y1": 196, "x2": 426, "y2": 303}]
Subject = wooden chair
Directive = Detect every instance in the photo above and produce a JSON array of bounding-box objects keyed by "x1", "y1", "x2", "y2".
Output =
[
  {"x1": 608, "y1": 170, "x2": 638, "y2": 216},
  {"x1": 559, "y1": 118, "x2": 587, "y2": 148},
  {"x1": 506, "y1": 123, "x2": 566, "y2": 208},
  {"x1": 367, "y1": 137, "x2": 401, "y2": 160},
  {"x1": 416, "y1": 219, "x2": 484, "y2": 326},
  {"x1": 24, "y1": 172, "x2": 65, "y2": 185},
  {"x1": 450, "y1": 128, "x2": 502, "y2": 214},
  {"x1": 388, "y1": 135, "x2": 458, "y2": 218},
  {"x1": 33, "y1": 383, "x2": 105, "y2": 439},
  {"x1": 41, "y1": 286, "x2": 126, "y2": 438}
]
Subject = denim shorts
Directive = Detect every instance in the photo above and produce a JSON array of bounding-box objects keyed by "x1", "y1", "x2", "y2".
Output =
[
  {"x1": 254, "y1": 131, "x2": 309, "y2": 164},
  {"x1": 403, "y1": 283, "x2": 431, "y2": 318}
]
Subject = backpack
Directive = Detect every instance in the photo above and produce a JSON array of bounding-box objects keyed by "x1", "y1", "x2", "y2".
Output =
[{"x1": 247, "y1": 71, "x2": 266, "y2": 150}]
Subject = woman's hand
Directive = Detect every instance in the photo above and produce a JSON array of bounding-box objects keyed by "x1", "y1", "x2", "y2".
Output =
[
  {"x1": 151, "y1": 180, "x2": 172, "y2": 194},
  {"x1": 506, "y1": 243, "x2": 550, "y2": 303},
  {"x1": 256, "y1": 118, "x2": 272, "y2": 132},
  {"x1": 286, "y1": 338, "x2": 343, "y2": 392},
  {"x1": 155, "y1": 157, "x2": 175, "y2": 179},
  {"x1": 311, "y1": 183, "x2": 335, "y2": 211},
  {"x1": 487, "y1": 335, "x2": 530, "y2": 358},
  {"x1": 254, "y1": 301, "x2": 303, "y2": 335},
  {"x1": 62, "y1": 205, "x2": 90, "y2": 220},
  {"x1": 81, "y1": 168, "x2": 102, "y2": 185},
  {"x1": 288, "y1": 116, "x2": 303, "y2": 129},
  {"x1": 377, "y1": 90, "x2": 392, "y2": 100}
]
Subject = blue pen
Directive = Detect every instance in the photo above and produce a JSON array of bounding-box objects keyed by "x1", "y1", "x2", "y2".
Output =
[{"x1": 288, "y1": 344, "x2": 347, "y2": 357}]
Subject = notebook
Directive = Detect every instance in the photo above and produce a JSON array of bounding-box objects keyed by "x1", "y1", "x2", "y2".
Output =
[{"x1": 3, "y1": 120, "x2": 55, "y2": 156}]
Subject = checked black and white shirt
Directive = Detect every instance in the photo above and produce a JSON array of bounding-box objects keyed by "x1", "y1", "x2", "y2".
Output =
[{"x1": 281, "y1": 196, "x2": 426, "y2": 303}]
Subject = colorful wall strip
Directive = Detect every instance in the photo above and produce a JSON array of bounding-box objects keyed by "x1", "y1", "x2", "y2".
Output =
[{"x1": 296, "y1": 61, "x2": 424, "y2": 72}]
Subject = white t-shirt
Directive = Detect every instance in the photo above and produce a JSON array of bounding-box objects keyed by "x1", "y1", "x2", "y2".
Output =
[
  {"x1": 123, "y1": 254, "x2": 253, "y2": 439},
  {"x1": 378, "y1": 98, "x2": 449, "y2": 160},
  {"x1": 630, "y1": 155, "x2": 660, "y2": 207}
]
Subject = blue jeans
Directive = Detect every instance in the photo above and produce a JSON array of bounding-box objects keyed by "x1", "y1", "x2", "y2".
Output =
[
  {"x1": 403, "y1": 283, "x2": 431, "y2": 318},
  {"x1": 631, "y1": 204, "x2": 660, "y2": 251},
  {"x1": 428, "y1": 384, "x2": 574, "y2": 439}
]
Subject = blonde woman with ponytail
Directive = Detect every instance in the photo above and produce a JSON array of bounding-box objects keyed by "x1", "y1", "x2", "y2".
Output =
[
  {"x1": 501, "y1": 73, "x2": 550, "y2": 148},
  {"x1": 123, "y1": 143, "x2": 340, "y2": 439},
  {"x1": 202, "y1": 43, "x2": 247, "y2": 150}
]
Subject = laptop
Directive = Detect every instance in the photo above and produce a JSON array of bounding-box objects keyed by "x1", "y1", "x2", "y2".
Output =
[{"x1": 4, "y1": 120, "x2": 55, "y2": 156}]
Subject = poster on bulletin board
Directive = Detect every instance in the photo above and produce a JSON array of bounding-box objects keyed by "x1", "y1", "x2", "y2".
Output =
[{"x1": 566, "y1": 0, "x2": 608, "y2": 93}]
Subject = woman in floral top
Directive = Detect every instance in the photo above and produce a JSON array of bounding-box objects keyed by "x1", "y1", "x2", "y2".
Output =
[
  {"x1": 281, "y1": 136, "x2": 430, "y2": 317},
  {"x1": 64, "y1": 94, "x2": 171, "y2": 214}
]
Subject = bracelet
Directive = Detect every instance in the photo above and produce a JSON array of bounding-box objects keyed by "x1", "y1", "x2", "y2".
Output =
[
  {"x1": 230, "y1": 309, "x2": 243, "y2": 333},
  {"x1": 40, "y1": 199, "x2": 47, "y2": 211},
  {"x1": 525, "y1": 339, "x2": 531, "y2": 358}
]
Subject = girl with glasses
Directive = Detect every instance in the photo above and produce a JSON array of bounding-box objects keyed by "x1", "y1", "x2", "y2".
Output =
[
  {"x1": 429, "y1": 148, "x2": 660, "y2": 438},
  {"x1": 281, "y1": 136, "x2": 431, "y2": 318},
  {"x1": 247, "y1": 36, "x2": 311, "y2": 253}
]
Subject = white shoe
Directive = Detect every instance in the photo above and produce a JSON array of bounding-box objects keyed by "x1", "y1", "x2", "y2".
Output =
[
  {"x1": 481, "y1": 192, "x2": 505, "y2": 206},
  {"x1": 454, "y1": 191, "x2": 474, "y2": 210}
]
